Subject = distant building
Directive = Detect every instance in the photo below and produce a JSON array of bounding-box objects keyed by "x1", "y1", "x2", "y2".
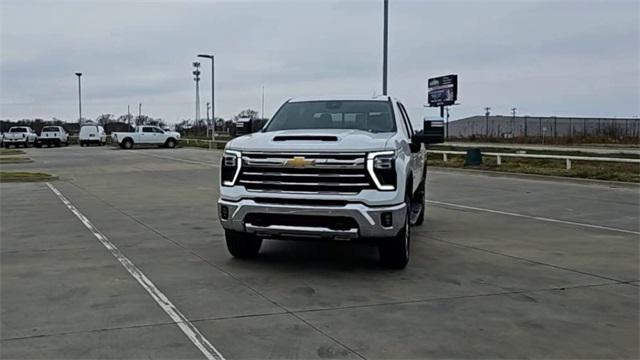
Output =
[{"x1": 447, "y1": 115, "x2": 639, "y2": 139}]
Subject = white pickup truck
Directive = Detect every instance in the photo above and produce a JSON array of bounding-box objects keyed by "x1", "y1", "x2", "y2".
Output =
[
  {"x1": 36, "y1": 126, "x2": 69, "y2": 147},
  {"x1": 3, "y1": 127, "x2": 38, "y2": 148},
  {"x1": 111, "y1": 126, "x2": 180, "y2": 149}
]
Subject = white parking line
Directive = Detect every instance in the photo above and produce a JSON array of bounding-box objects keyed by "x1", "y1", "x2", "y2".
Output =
[
  {"x1": 427, "y1": 199, "x2": 640, "y2": 236},
  {"x1": 46, "y1": 182, "x2": 225, "y2": 360}
]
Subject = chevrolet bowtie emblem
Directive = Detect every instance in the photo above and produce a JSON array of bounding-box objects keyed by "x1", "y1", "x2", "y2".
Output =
[{"x1": 284, "y1": 156, "x2": 315, "y2": 168}]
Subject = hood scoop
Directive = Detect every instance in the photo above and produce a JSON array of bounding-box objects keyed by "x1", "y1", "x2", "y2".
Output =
[{"x1": 272, "y1": 135, "x2": 338, "y2": 142}]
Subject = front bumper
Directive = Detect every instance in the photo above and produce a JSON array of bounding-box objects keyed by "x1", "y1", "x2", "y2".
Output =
[{"x1": 218, "y1": 198, "x2": 406, "y2": 240}]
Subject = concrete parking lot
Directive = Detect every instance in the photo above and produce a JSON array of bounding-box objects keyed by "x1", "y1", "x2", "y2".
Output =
[{"x1": 1, "y1": 146, "x2": 638, "y2": 359}]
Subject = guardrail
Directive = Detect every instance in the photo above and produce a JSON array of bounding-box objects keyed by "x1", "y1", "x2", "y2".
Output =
[
  {"x1": 427, "y1": 150, "x2": 640, "y2": 170},
  {"x1": 176, "y1": 139, "x2": 640, "y2": 170}
]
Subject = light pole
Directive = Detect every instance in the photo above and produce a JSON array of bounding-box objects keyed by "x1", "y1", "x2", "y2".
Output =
[
  {"x1": 192, "y1": 62, "x2": 201, "y2": 131},
  {"x1": 484, "y1": 107, "x2": 491, "y2": 137},
  {"x1": 75, "y1": 72, "x2": 82, "y2": 126},
  {"x1": 382, "y1": 0, "x2": 389, "y2": 95},
  {"x1": 197, "y1": 54, "x2": 214, "y2": 140}
]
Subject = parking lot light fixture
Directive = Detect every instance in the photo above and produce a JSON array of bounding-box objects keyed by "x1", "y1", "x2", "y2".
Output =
[{"x1": 197, "y1": 54, "x2": 215, "y2": 140}]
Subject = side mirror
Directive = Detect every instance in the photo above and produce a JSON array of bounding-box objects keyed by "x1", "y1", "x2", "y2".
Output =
[{"x1": 413, "y1": 120, "x2": 445, "y2": 145}]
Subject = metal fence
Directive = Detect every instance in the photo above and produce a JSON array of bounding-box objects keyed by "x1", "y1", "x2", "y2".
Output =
[{"x1": 447, "y1": 116, "x2": 640, "y2": 142}]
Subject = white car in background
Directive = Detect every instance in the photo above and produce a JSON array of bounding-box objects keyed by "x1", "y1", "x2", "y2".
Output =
[
  {"x1": 36, "y1": 126, "x2": 69, "y2": 147},
  {"x1": 3, "y1": 127, "x2": 38, "y2": 148},
  {"x1": 79, "y1": 125, "x2": 107, "y2": 146},
  {"x1": 111, "y1": 125, "x2": 180, "y2": 149}
]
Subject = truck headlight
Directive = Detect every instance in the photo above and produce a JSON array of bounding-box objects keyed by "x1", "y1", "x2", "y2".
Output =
[
  {"x1": 221, "y1": 150, "x2": 241, "y2": 186},
  {"x1": 367, "y1": 151, "x2": 396, "y2": 191}
]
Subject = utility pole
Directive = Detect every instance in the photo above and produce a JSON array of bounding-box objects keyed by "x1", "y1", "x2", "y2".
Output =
[
  {"x1": 193, "y1": 62, "x2": 201, "y2": 128},
  {"x1": 75, "y1": 73, "x2": 82, "y2": 126},
  {"x1": 382, "y1": 0, "x2": 388, "y2": 95},
  {"x1": 127, "y1": 105, "x2": 131, "y2": 127},
  {"x1": 484, "y1": 107, "x2": 491, "y2": 137},
  {"x1": 138, "y1": 103, "x2": 142, "y2": 125}
]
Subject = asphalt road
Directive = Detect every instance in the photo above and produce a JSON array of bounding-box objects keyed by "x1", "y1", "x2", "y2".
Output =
[{"x1": 1, "y1": 146, "x2": 638, "y2": 359}]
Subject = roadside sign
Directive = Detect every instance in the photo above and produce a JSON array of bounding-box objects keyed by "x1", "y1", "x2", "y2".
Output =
[{"x1": 427, "y1": 74, "x2": 458, "y2": 107}]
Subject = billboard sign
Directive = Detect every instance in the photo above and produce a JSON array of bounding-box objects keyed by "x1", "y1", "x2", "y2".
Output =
[{"x1": 427, "y1": 74, "x2": 458, "y2": 107}]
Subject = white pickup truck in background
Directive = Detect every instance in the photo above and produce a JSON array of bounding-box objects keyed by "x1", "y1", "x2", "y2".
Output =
[
  {"x1": 36, "y1": 126, "x2": 69, "y2": 147},
  {"x1": 3, "y1": 127, "x2": 38, "y2": 148},
  {"x1": 111, "y1": 126, "x2": 181, "y2": 149}
]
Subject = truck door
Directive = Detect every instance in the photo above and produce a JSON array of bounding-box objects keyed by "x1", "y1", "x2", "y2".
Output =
[
  {"x1": 397, "y1": 102, "x2": 423, "y2": 193},
  {"x1": 153, "y1": 127, "x2": 167, "y2": 143},
  {"x1": 140, "y1": 127, "x2": 154, "y2": 143}
]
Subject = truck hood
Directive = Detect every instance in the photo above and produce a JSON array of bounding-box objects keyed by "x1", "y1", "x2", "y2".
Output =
[{"x1": 226, "y1": 129, "x2": 395, "y2": 152}]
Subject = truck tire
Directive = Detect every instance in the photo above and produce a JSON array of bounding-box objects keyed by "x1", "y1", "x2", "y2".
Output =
[
  {"x1": 121, "y1": 138, "x2": 133, "y2": 149},
  {"x1": 379, "y1": 194, "x2": 410, "y2": 269},
  {"x1": 55, "y1": 140, "x2": 61, "y2": 147},
  {"x1": 225, "y1": 230, "x2": 262, "y2": 258},
  {"x1": 165, "y1": 138, "x2": 176, "y2": 149}
]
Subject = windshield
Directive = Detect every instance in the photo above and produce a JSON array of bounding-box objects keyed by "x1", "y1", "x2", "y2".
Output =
[
  {"x1": 42, "y1": 127, "x2": 59, "y2": 132},
  {"x1": 264, "y1": 100, "x2": 396, "y2": 133},
  {"x1": 9, "y1": 128, "x2": 27, "y2": 133}
]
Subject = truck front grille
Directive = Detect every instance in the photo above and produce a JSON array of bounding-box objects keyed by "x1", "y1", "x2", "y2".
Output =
[{"x1": 238, "y1": 152, "x2": 374, "y2": 194}]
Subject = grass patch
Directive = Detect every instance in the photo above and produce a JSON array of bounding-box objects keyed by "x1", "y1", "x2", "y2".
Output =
[
  {"x1": 427, "y1": 153, "x2": 640, "y2": 183},
  {"x1": 0, "y1": 148, "x2": 25, "y2": 155},
  {"x1": 0, "y1": 157, "x2": 33, "y2": 164},
  {"x1": 0, "y1": 171, "x2": 57, "y2": 182}
]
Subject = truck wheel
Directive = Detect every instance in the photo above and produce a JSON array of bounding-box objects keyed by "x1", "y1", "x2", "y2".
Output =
[
  {"x1": 225, "y1": 230, "x2": 262, "y2": 258},
  {"x1": 165, "y1": 138, "x2": 176, "y2": 149},
  {"x1": 4, "y1": 144, "x2": 9, "y2": 149},
  {"x1": 55, "y1": 140, "x2": 61, "y2": 147},
  {"x1": 379, "y1": 194, "x2": 410, "y2": 269},
  {"x1": 122, "y1": 139, "x2": 133, "y2": 149}
]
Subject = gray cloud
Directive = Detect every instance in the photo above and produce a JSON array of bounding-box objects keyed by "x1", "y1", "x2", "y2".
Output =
[{"x1": 1, "y1": 0, "x2": 638, "y2": 124}]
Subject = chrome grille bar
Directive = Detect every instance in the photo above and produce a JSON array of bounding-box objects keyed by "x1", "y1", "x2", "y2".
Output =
[{"x1": 238, "y1": 152, "x2": 373, "y2": 193}]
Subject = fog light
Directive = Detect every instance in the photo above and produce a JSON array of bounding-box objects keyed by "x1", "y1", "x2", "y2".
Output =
[
  {"x1": 381, "y1": 212, "x2": 393, "y2": 227},
  {"x1": 220, "y1": 205, "x2": 229, "y2": 220}
]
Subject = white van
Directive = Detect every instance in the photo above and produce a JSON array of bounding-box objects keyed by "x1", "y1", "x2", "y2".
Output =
[{"x1": 79, "y1": 125, "x2": 107, "y2": 146}]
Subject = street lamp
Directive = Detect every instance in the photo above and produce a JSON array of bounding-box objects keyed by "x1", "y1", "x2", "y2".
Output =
[
  {"x1": 75, "y1": 72, "x2": 82, "y2": 126},
  {"x1": 197, "y1": 54, "x2": 214, "y2": 140},
  {"x1": 192, "y1": 62, "x2": 201, "y2": 128}
]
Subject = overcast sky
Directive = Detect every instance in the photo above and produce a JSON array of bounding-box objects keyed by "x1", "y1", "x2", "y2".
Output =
[{"x1": 1, "y1": 0, "x2": 638, "y2": 124}]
